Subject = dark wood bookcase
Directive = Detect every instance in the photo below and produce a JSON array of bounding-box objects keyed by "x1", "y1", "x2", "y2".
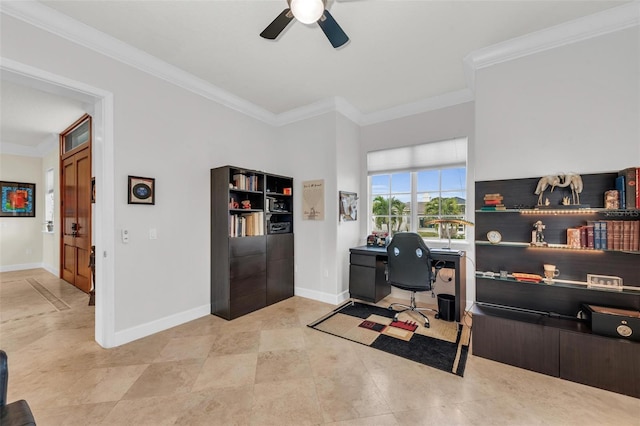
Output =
[
  {"x1": 210, "y1": 166, "x2": 294, "y2": 320},
  {"x1": 473, "y1": 172, "x2": 640, "y2": 398}
]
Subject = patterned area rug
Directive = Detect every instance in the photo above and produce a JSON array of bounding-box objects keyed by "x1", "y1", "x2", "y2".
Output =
[{"x1": 308, "y1": 300, "x2": 471, "y2": 376}]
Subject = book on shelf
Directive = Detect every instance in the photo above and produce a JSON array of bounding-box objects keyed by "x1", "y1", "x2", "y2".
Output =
[
  {"x1": 615, "y1": 175, "x2": 626, "y2": 209},
  {"x1": 229, "y1": 212, "x2": 264, "y2": 237},
  {"x1": 232, "y1": 173, "x2": 259, "y2": 191},
  {"x1": 567, "y1": 227, "x2": 581, "y2": 249},
  {"x1": 618, "y1": 167, "x2": 638, "y2": 210}
]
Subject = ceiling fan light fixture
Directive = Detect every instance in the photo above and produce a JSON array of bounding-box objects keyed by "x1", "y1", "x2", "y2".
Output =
[{"x1": 290, "y1": 0, "x2": 325, "y2": 24}]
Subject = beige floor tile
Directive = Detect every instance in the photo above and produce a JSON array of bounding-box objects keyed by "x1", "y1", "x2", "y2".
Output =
[
  {"x1": 191, "y1": 352, "x2": 258, "y2": 391},
  {"x1": 209, "y1": 329, "x2": 261, "y2": 355},
  {"x1": 258, "y1": 327, "x2": 306, "y2": 352},
  {"x1": 255, "y1": 348, "x2": 313, "y2": 383},
  {"x1": 154, "y1": 334, "x2": 216, "y2": 362},
  {"x1": 3, "y1": 269, "x2": 640, "y2": 426},
  {"x1": 121, "y1": 358, "x2": 204, "y2": 400},
  {"x1": 30, "y1": 401, "x2": 117, "y2": 426},
  {"x1": 100, "y1": 394, "x2": 190, "y2": 425},
  {"x1": 314, "y1": 371, "x2": 392, "y2": 422},
  {"x1": 176, "y1": 386, "x2": 254, "y2": 425},
  {"x1": 251, "y1": 377, "x2": 324, "y2": 425}
]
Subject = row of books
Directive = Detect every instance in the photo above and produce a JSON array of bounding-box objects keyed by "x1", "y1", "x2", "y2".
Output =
[
  {"x1": 566, "y1": 220, "x2": 639, "y2": 251},
  {"x1": 232, "y1": 174, "x2": 260, "y2": 191},
  {"x1": 229, "y1": 212, "x2": 264, "y2": 237},
  {"x1": 481, "y1": 193, "x2": 506, "y2": 211},
  {"x1": 615, "y1": 167, "x2": 639, "y2": 209}
]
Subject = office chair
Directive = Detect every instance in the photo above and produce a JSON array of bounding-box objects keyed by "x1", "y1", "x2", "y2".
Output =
[{"x1": 386, "y1": 232, "x2": 443, "y2": 328}]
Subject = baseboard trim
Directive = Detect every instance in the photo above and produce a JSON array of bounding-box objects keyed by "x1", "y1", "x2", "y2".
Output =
[
  {"x1": 0, "y1": 262, "x2": 44, "y2": 272},
  {"x1": 42, "y1": 263, "x2": 59, "y2": 276},
  {"x1": 113, "y1": 304, "x2": 210, "y2": 347},
  {"x1": 295, "y1": 287, "x2": 350, "y2": 306}
]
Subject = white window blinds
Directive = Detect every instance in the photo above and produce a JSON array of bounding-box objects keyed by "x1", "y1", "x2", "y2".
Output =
[{"x1": 367, "y1": 138, "x2": 467, "y2": 174}]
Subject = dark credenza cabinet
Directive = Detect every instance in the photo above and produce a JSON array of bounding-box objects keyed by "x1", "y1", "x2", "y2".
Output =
[
  {"x1": 474, "y1": 173, "x2": 640, "y2": 398},
  {"x1": 211, "y1": 166, "x2": 294, "y2": 320}
]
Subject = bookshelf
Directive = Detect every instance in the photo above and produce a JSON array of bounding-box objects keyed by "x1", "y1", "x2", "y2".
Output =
[
  {"x1": 473, "y1": 172, "x2": 640, "y2": 398},
  {"x1": 210, "y1": 165, "x2": 294, "y2": 319}
]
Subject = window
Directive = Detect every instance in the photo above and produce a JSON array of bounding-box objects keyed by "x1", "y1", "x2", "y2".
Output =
[
  {"x1": 45, "y1": 168, "x2": 54, "y2": 232},
  {"x1": 367, "y1": 138, "x2": 469, "y2": 242}
]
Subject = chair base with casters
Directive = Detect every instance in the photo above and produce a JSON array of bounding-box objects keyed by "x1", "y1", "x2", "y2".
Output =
[{"x1": 388, "y1": 291, "x2": 438, "y2": 328}]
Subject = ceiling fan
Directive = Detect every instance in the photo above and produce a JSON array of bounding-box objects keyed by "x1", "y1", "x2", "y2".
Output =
[{"x1": 260, "y1": 0, "x2": 349, "y2": 49}]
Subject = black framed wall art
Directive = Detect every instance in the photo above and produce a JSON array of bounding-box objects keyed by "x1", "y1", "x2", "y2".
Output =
[
  {"x1": 0, "y1": 181, "x2": 36, "y2": 217},
  {"x1": 128, "y1": 176, "x2": 155, "y2": 205}
]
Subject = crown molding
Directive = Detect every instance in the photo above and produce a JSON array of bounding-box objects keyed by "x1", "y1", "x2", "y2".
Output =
[
  {"x1": 3, "y1": 1, "x2": 637, "y2": 128},
  {"x1": 463, "y1": 1, "x2": 640, "y2": 92},
  {"x1": 0, "y1": 1, "x2": 276, "y2": 125}
]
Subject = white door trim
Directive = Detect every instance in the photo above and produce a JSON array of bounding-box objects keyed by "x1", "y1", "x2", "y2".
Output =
[{"x1": 1, "y1": 57, "x2": 116, "y2": 348}]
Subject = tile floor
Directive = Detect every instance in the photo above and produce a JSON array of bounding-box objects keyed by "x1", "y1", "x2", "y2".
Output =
[{"x1": 1, "y1": 269, "x2": 638, "y2": 425}]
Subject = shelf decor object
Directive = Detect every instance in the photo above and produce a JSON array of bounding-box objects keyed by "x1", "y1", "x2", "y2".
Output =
[{"x1": 0, "y1": 181, "x2": 35, "y2": 217}]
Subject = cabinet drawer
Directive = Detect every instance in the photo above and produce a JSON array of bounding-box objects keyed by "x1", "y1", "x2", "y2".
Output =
[
  {"x1": 230, "y1": 290, "x2": 267, "y2": 318},
  {"x1": 350, "y1": 253, "x2": 377, "y2": 268},
  {"x1": 473, "y1": 311, "x2": 559, "y2": 377},
  {"x1": 230, "y1": 236, "x2": 266, "y2": 258},
  {"x1": 230, "y1": 254, "x2": 266, "y2": 280},
  {"x1": 560, "y1": 330, "x2": 640, "y2": 398},
  {"x1": 267, "y1": 234, "x2": 294, "y2": 260}
]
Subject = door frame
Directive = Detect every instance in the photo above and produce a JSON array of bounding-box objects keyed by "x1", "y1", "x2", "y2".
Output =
[{"x1": 1, "y1": 58, "x2": 116, "y2": 348}]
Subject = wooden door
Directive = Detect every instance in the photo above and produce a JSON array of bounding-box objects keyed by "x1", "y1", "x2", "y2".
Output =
[{"x1": 60, "y1": 115, "x2": 92, "y2": 292}]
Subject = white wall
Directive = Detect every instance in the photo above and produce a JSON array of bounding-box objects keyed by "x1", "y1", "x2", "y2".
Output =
[
  {"x1": 335, "y1": 114, "x2": 362, "y2": 298},
  {"x1": 0, "y1": 154, "x2": 43, "y2": 270},
  {"x1": 276, "y1": 113, "x2": 340, "y2": 303},
  {"x1": 1, "y1": 14, "x2": 276, "y2": 337},
  {"x1": 475, "y1": 27, "x2": 640, "y2": 181}
]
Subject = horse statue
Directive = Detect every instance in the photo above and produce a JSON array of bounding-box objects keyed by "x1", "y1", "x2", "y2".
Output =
[{"x1": 534, "y1": 175, "x2": 562, "y2": 205}]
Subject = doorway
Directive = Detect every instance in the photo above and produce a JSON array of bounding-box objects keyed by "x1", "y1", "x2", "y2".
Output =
[
  {"x1": 60, "y1": 114, "x2": 92, "y2": 292},
  {"x1": 1, "y1": 59, "x2": 115, "y2": 348}
]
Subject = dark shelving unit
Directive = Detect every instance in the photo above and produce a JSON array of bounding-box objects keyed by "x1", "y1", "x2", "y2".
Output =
[
  {"x1": 474, "y1": 172, "x2": 640, "y2": 398},
  {"x1": 211, "y1": 166, "x2": 294, "y2": 320}
]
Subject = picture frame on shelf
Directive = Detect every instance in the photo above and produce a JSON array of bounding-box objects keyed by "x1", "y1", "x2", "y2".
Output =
[
  {"x1": 128, "y1": 176, "x2": 155, "y2": 205},
  {"x1": 339, "y1": 191, "x2": 358, "y2": 221},
  {"x1": 586, "y1": 274, "x2": 623, "y2": 291},
  {"x1": 0, "y1": 181, "x2": 36, "y2": 217}
]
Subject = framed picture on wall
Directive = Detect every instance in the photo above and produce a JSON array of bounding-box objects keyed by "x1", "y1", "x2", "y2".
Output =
[
  {"x1": 0, "y1": 181, "x2": 36, "y2": 217},
  {"x1": 128, "y1": 176, "x2": 155, "y2": 205},
  {"x1": 339, "y1": 191, "x2": 358, "y2": 221}
]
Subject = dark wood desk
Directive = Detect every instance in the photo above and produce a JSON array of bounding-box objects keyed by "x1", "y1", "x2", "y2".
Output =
[{"x1": 349, "y1": 245, "x2": 467, "y2": 322}]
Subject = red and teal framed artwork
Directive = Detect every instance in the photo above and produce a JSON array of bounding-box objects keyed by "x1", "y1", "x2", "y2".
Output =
[{"x1": 1, "y1": 181, "x2": 36, "y2": 217}]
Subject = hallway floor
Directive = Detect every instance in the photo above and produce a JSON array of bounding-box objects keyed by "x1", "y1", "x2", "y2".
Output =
[{"x1": 0, "y1": 269, "x2": 637, "y2": 425}]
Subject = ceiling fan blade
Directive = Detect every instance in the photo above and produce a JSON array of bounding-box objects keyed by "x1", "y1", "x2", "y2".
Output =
[
  {"x1": 260, "y1": 8, "x2": 294, "y2": 40},
  {"x1": 317, "y1": 10, "x2": 349, "y2": 48}
]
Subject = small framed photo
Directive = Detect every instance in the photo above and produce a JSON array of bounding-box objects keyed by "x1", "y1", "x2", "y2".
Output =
[
  {"x1": 339, "y1": 191, "x2": 358, "y2": 221},
  {"x1": 587, "y1": 274, "x2": 623, "y2": 291},
  {"x1": 0, "y1": 181, "x2": 36, "y2": 217},
  {"x1": 128, "y1": 176, "x2": 155, "y2": 205}
]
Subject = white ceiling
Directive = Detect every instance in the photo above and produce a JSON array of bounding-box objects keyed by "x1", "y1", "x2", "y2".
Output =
[{"x1": 1, "y1": 0, "x2": 633, "y2": 149}]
